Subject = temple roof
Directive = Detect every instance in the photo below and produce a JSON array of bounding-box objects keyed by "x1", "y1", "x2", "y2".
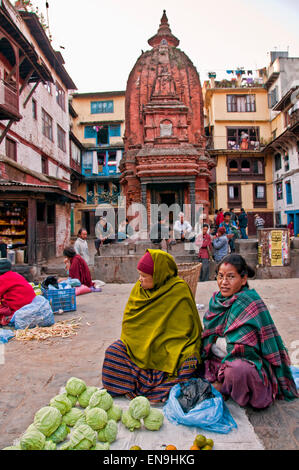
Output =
[{"x1": 148, "y1": 10, "x2": 180, "y2": 48}]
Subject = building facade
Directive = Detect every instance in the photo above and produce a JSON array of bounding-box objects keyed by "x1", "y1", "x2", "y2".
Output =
[
  {"x1": 203, "y1": 74, "x2": 273, "y2": 235},
  {"x1": 70, "y1": 91, "x2": 125, "y2": 236},
  {"x1": 0, "y1": 0, "x2": 82, "y2": 267},
  {"x1": 262, "y1": 52, "x2": 299, "y2": 236},
  {"x1": 120, "y1": 11, "x2": 214, "y2": 228}
]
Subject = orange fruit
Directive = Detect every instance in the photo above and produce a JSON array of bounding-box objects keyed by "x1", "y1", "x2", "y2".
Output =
[
  {"x1": 195, "y1": 434, "x2": 207, "y2": 448},
  {"x1": 201, "y1": 445, "x2": 213, "y2": 450},
  {"x1": 190, "y1": 445, "x2": 200, "y2": 450},
  {"x1": 165, "y1": 445, "x2": 177, "y2": 450},
  {"x1": 130, "y1": 446, "x2": 141, "y2": 450},
  {"x1": 206, "y1": 439, "x2": 214, "y2": 448}
]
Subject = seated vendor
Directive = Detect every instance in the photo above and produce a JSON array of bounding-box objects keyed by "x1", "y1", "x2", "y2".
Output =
[
  {"x1": 61, "y1": 246, "x2": 93, "y2": 288},
  {"x1": 0, "y1": 259, "x2": 36, "y2": 326},
  {"x1": 202, "y1": 254, "x2": 298, "y2": 408},
  {"x1": 102, "y1": 249, "x2": 202, "y2": 403}
]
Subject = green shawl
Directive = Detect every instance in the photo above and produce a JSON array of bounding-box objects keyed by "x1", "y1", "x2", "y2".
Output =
[
  {"x1": 120, "y1": 249, "x2": 202, "y2": 376},
  {"x1": 202, "y1": 287, "x2": 298, "y2": 401}
]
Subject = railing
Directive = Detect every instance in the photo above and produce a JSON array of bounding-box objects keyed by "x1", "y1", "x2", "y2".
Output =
[
  {"x1": 206, "y1": 135, "x2": 261, "y2": 151},
  {"x1": 290, "y1": 109, "x2": 299, "y2": 127},
  {"x1": 0, "y1": 80, "x2": 19, "y2": 116}
]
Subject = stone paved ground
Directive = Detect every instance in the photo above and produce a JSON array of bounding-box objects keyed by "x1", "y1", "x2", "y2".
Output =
[{"x1": 0, "y1": 278, "x2": 298, "y2": 449}]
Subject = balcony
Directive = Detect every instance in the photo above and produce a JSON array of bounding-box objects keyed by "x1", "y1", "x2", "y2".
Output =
[
  {"x1": 0, "y1": 80, "x2": 22, "y2": 121},
  {"x1": 206, "y1": 135, "x2": 261, "y2": 151},
  {"x1": 290, "y1": 109, "x2": 299, "y2": 127}
]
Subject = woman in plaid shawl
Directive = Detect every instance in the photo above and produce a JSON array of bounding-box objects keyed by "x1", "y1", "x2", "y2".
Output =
[{"x1": 202, "y1": 254, "x2": 298, "y2": 408}]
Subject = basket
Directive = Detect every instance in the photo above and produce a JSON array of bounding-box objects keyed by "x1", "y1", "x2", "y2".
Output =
[
  {"x1": 177, "y1": 262, "x2": 202, "y2": 298},
  {"x1": 41, "y1": 286, "x2": 76, "y2": 313}
]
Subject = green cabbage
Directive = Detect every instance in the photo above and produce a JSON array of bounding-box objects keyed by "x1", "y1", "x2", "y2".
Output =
[
  {"x1": 91, "y1": 442, "x2": 110, "y2": 450},
  {"x1": 73, "y1": 415, "x2": 87, "y2": 428},
  {"x1": 85, "y1": 407, "x2": 108, "y2": 430},
  {"x1": 89, "y1": 389, "x2": 113, "y2": 411},
  {"x1": 121, "y1": 410, "x2": 141, "y2": 432},
  {"x1": 97, "y1": 420, "x2": 118, "y2": 443},
  {"x1": 62, "y1": 408, "x2": 84, "y2": 427},
  {"x1": 59, "y1": 441, "x2": 71, "y2": 450},
  {"x1": 50, "y1": 393, "x2": 72, "y2": 415},
  {"x1": 20, "y1": 428, "x2": 46, "y2": 450},
  {"x1": 25, "y1": 423, "x2": 38, "y2": 433},
  {"x1": 34, "y1": 406, "x2": 62, "y2": 437},
  {"x1": 65, "y1": 377, "x2": 87, "y2": 397},
  {"x1": 2, "y1": 445, "x2": 21, "y2": 450},
  {"x1": 69, "y1": 424, "x2": 97, "y2": 450},
  {"x1": 48, "y1": 423, "x2": 70, "y2": 443},
  {"x1": 143, "y1": 408, "x2": 164, "y2": 431},
  {"x1": 129, "y1": 396, "x2": 150, "y2": 420},
  {"x1": 44, "y1": 440, "x2": 57, "y2": 450},
  {"x1": 78, "y1": 386, "x2": 98, "y2": 408},
  {"x1": 66, "y1": 394, "x2": 78, "y2": 407},
  {"x1": 107, "y1": 404, "x2": 122, "y2": 422}
]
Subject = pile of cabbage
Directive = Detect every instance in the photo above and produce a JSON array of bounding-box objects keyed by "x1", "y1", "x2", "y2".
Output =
[{"x1": 2, "y1": 377, "x2": 164, "y2": 450}]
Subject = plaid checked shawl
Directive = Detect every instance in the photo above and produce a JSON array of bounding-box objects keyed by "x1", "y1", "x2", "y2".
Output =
[{"x1": 202, "y1": 287, "x2": 298, "y2": 401}]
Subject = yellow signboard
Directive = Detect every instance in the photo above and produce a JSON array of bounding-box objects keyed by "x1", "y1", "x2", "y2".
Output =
[{"x1": 271, "y1": 230, "x2": 283, "y2": 266}]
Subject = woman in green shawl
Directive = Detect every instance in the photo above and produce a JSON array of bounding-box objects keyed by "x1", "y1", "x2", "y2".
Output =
[
  {"x1": 102, "y1": 249, "x2": 202, "y2": 402},
  {"x1": 202, "y1": 254, "x2": 298, "y2": 408}
]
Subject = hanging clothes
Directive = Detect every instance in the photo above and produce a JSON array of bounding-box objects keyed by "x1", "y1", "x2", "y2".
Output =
[{"x1": 92, "y1": 150, "x2": 98, "y2": 174}]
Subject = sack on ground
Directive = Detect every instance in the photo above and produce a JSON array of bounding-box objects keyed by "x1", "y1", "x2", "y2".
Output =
[
  {"x1": 11, "y1": 295, "x2": 54, "y2": 330},
  {"x1": 163, "y1": 380, "x2": 237, "y2": 434}
]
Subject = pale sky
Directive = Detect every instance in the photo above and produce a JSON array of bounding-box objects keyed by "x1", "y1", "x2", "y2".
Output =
[{"x1": 27, "y1": 0, "x2": 299, "y2": 92}]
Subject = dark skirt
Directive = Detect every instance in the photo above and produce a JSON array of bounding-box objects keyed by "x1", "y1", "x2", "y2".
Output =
[{"x1": 102, "y1": 339, "x2": 199, "y2": 403}]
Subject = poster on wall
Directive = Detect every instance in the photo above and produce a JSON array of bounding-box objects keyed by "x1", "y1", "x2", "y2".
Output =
[{"x1": 270, "y1": 230, "x2": 283, "y2": 266}]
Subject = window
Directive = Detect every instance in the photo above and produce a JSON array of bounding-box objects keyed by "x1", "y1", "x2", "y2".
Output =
[
  {"x1": 227, "y1": 94, "x2": 256, "y2": 112},
  {"x1": 253, "y1": 184, "x2": 267, "y2": 207},
  {"x1": 42, "y1": 108, "x2": 53, "y2": 141},
  {"x1": 56, "y1": 82, "x2": 65, "y2": 111},
  {"x1": 268, "y1": 86, "x2": 278, "y2": 108},
  {"x1": 227, "y1": 127, "x2": 260, "y2": 150},
  {"x1": 109, "y1": 125, "x2": 121, "y2": 137},
  {"x1": 43, "y1": 81, "x2": 51, "y2": 94},
  {"x1": 86, "y1": 183, "x2": 95, "y2": 205},
  {"x1": 84, "y1": 126, "x2": 97, "y2": 139},
  {"x1": 82, "y1": 152, "x2": 93, "y2": 176},
  {"x1": 285, "y1": 181, "x2": 292, "y2": 205},
  {"x1": 91, "y1": 100, "x2": 113, "y2": 114},
  {"x1": 284, "y1": 152, "x2": 290, "y2": 172},
  {"x1": 57, "y1": 124, "x2": 66, "y2": 152},
  {"x1": 227, "y1": 184, "x2": 241, "y2": 207},
  {"x1": 227, "y1": 157, "x2": 264, "y2": 179},
  {"x1": 274, "y1": 153, "x2": 282, "y2": 172},
  {"x1": 32, "y1": 98, "x2": 37, "y2": 120},
  {"x1": 97, "y1": 125, "x2": 109, "y2": 145},
  {"x1": 276, "y1": 182, "x2": 283, "y2": 200},
  {"x1": 41, "y1": 156, "x2": 48, "y2": 175},
  {"x1": 37, "y1": 202, "x2": 46, "y2": 222},
  {"x1": 5, "y1": 137, "x2": 17, "y2": 161}
]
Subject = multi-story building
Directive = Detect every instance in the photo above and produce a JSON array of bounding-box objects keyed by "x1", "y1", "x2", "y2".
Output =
[
  {"x1": 70, "y1": 90, "x2": 125, "y2": 236},
  {"x1": 261, "y1": 52, "x2": 299, "y2": 235},
  {"x1": 203, "y1": 73, "x2": 273, "y2": 235},
  {"x1": 0, "y1": 0, "x2": 82, "y2": 269}
]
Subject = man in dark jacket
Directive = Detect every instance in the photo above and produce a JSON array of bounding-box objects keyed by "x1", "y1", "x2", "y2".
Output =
[{"x1": 238, "y1": 208, "x2": 248, "y2": 239}]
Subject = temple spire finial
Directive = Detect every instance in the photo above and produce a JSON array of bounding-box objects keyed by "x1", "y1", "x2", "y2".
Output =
[{"x1": 148, "y1": 10, "x2": 180, "y2": 48}]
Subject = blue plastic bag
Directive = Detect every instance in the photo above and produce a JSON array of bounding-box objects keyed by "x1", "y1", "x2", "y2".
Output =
[
  {"x1": 66, "y1": 278, "x2": 81, "y2": 288},
  {"x1": 163, "y1": 380, "x2": 237, "y2": 434},
  {"x1": 0, "y1": 329, "x2": 15, "y2": 343},
  {"x1": 10, "y1": 295, "x2": 54, "y2": 330},
  {"x1": 290, "y1": 366, "x2": 299, "y2": 389}
]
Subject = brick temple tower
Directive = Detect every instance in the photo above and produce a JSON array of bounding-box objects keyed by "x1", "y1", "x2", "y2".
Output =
[{"x1": 120, "y1": 11, "x2": 214, "y2": 224}]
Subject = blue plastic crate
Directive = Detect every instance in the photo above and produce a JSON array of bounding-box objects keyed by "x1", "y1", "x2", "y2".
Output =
[{"x1": 41, "y1": 286, "x2": 76, "y2": 313}]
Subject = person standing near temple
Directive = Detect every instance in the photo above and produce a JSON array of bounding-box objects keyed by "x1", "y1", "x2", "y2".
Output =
[
  {"x1": 196, "y1": 224, "x2": 212, "y2": 282},
  {"x1": 216, "y1": 208, "x2": 224, "y2": 228},
  {"x1": 74, "y1": 228, "x2": 90, "y2": 264},
  {"x1": 238, "y1": 208, "x2": 248, "y2": 239}
]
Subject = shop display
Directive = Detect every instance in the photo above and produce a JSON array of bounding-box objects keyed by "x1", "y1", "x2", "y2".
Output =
[{"x1": 0, "y1": 202, "x2": 27, "y2": 248}]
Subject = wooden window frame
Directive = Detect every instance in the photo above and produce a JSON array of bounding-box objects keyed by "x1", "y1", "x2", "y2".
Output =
[
  {"x1": 227, "y1": 156, "x2": 265, "y2": 180},
  {"x1": 227, "y1": 94, "x2": 256, "y2": 112},
  {"x1": 226, "y1": 126, "x2": 260, "y2": 150},
  {"x1": 227, "y1": 183, "x2": 241, "y2": 208},
  {"x1": 274, "y1": 153, "x2": 282, "y2": 172},
  {"x1": 56, "y1": 82, "x2": 66, "y2": 111},
  {"x1": 5, "y1": 137, "x2": 17, "y2": 161},
  {"x1": 90, "y1": 100, "x2": 114, "y2": 114},
  {"x1": 41, "y1": 156, "x2": 48, "y2": 175},
  {"x1": 57, "y1": 124, "x2": 66, "y2": 152},
  {"x1": 253, "y1": 183, "x2": 267, "y2": 208},
  {"x1": 42, "y1": 108, "x2": 53, "y2": 141}
]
